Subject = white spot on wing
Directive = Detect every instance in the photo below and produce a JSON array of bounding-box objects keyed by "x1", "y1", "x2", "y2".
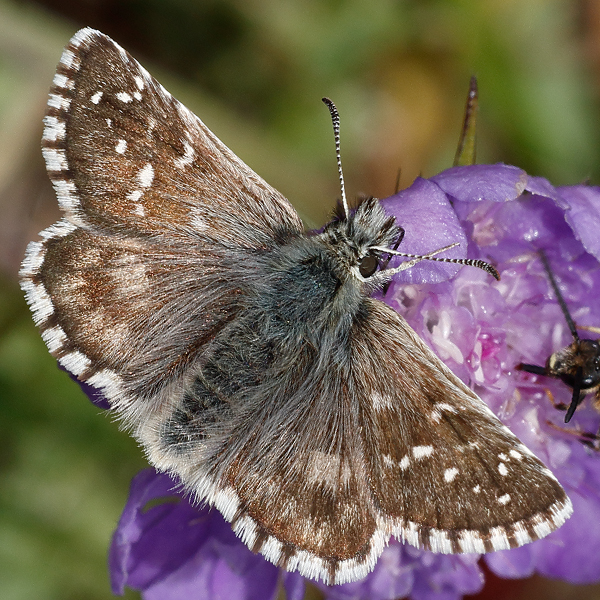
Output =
[
  {"x1": 20, "y1": 241, "x2": 45, "y2": 277},
  {"x1": 60, "y1": 49, "x2": 79, "y2": 69},
  {"x1": 43, "y1": 116, "x2": 66, "y2": 141},
  {"x1": 48, "y1": 94, "x2": 71, "y2": 111},
  {"x1": 306, "y1": 451, "x2": 351, "y2": 489},
  {"x1": 401, "y1": 521, "x2": 419, "y2": 548},
  {"x1": 260, "y1": 535, "x2": 283, "y2": 565},
  {"x1": 372, "y1": 392, "x2": 394, "y2": 411},
  {"x1": 498, "y1": 462, "x2": 509, "y2": 476},
  {"x1": 115, "y1": 139, "x2": 127, "y2": 154},
  {"x1": 191, "y1": 212, "x2": 209, "y2": 232},
  {"x1": 41, "y1": 325, "x2": 67, "y2": 353},
  {"x1": 53, "y1": 180, "x2": 78, "y2": 211},
  {"x1": 498, "y1": 493, "x2": 511, "y2": 505},
  {"x1": 213, "y1": 486, "x2": 239, "y2": 521},
  {"x1": 532, "y1": 516, "x2": 552, "y2": 539},
  {"x1": 40, "y1": 219, "x2": 77, "y2": 240},
  {"x1": 412, "y1": 445, "x2": 434, "y2": 459},
  {"x1": 127, "y1": 190, "x2": 143, "y2": 202},
  {"x1": 53, "y1": 73, "x2": 73, "y2": 90},
  {"x1": 232, "y1": 515, "x2": 257, "y2": 548},
  {"x1": 138, "y1": 163, "x2": 154, "y2": 188},
  {"x1": 42, "y1": 148, "x2": 68, "y2": 171},
  {"x1": 399, "y1": 455, "x2": 410, "y2": 470},
  {"x1": 444, "y1": 467, "x2": 459, "y2": 482},
  {"x1": 87, "y1": 368, "x2": 122, "y2": 401},
  {"x1": 21, "y1": 280, "x2": 54, "y2": 325},
  {"x1": 489, "y1": 526, "x2": 510, "y2": 551},
  {"x1": 458, "y1": 530, "x2": 485, "y2": 553},
  {"x1": 513, "y1": 521, "x2": 532, "y2": 545},
  {"x1": 70, "y1": 28, "x2": 95, "y2": 49},
  {"x1": 90, "y1": 91, "x2": 103, "y2": 104},
  {"x1": 175, "y1": 139, "x2": 195, "y2": 169},
  {"x1": 429, "y1": 529, "x2": 452, "y2": 553},
  {"x1": 59, "y1": 350, "x2": 91, "y2": 376},
  {"x1": 116, "y1": 91, "x2": 133, "y2": 103},
  {"x1": 509, "y1": 449, "x2": 523, "y2": 461}
]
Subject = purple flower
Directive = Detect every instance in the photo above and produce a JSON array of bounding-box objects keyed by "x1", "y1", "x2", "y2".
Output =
[
  {"x1": 110, "y1": 469, "x2": 306, "y2": 600},
  {"x1": 383, "y1": 164, "x2": 600, "y2": 587},
  {"x1": 100, "y1": 163, "x2": 600, "y2": 597}
]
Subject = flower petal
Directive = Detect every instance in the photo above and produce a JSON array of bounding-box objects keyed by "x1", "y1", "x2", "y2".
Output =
[
  {"x1": 381, "y1": 177, "x2": 467, "y2": 283},
  {"x1": 109, "y1": 469, "x2": 281, "y2": 599},
  {"x1": 561, "y1": 185, "x2": 600, "y2": 261}
]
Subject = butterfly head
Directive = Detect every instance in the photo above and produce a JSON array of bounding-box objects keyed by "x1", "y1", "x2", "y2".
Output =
[
  {"x1": 322, "y1": 196, "x2": 401, "y2": 285},
  {"x1": 321, "y1": 97, "x2": 500, "y2": 287}
]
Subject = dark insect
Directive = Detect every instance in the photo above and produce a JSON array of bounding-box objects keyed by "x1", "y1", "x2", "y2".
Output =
[{"x1": 518, "y1": 250, "x2": 600, "y2": 424}]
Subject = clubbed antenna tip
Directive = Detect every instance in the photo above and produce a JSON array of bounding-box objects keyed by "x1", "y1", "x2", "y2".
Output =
[
  {"x1": 322, "y1": 98, "x2": 349, "y2": 218},
  {"x1": 472, "y1": 259, "x2": 500, "y2": 281}
]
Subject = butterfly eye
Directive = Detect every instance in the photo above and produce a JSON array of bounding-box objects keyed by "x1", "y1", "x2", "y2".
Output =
[{"x1": 358, "y1": 254, "x2": 379, "y2": 278}]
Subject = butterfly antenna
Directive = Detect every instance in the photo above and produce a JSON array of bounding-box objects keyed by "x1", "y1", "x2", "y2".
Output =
[
  {"x1": 371, "y1": 244, "x2": 500, "y2": 280},
  {"x1": 539, "y1": 250, "x2": 579, "y2": 341},
  {"x1": 322, "y1": 98, "x2": 349, "y2": 218}
]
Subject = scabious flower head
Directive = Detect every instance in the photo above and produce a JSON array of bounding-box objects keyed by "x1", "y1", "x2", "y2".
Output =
[
  {"x1": 103, "y1": 163, "x2": 600, "y2": 598},
  {"x1": 382, "y1": 164, "x2": 600, "y2": 588}
]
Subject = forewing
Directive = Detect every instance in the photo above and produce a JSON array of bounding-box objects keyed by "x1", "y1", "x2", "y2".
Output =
[
  {"x1": 42, "y1": 28, "x2": 303, "y2": 246},
  {"x1": 354, "y1": 299, "x2": 572, "y2": 554}
]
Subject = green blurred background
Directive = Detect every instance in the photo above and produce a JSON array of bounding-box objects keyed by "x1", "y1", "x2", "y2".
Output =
[{"x1": 2, "y1": 0, "x2": 600, "y2": 598}]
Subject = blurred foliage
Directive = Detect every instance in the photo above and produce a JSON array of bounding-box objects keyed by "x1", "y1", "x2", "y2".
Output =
[
  {"x1": 0, "y1": 279, "x2": 145, "y2": 599},
  {"x1": 10, "y1": 0, "x2": 600, "y2": 220},
  {"x1": 2, "y1": 0, "x2": 600, "y2": 598}
]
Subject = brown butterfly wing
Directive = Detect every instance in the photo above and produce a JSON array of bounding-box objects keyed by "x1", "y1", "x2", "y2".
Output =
[
  {"x1": 161, "y1": 298, "x2": 572, "y2": 585},
  {"x1": 42, "y1": 28, "x2": 303, "y2": 246},
  {"x1": 354, "y1": 299, "x2": 572, "y2": 554}
]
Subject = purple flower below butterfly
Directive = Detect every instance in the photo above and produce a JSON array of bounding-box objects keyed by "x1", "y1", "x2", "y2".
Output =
[
  {"x1": 104, "y1": 164, "x2": 600, "y2": 599},
  {"x1": 109, "y1": 469, "x2": 305, "y2": 600}
]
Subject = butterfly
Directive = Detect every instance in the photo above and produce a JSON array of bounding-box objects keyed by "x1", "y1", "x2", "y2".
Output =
[
  {"x1": 518, "y1": 250, "x2": 600, "y2": 425},
  {"x1": 20, "y1": 28, "x2": 572, "y2": 585}
]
